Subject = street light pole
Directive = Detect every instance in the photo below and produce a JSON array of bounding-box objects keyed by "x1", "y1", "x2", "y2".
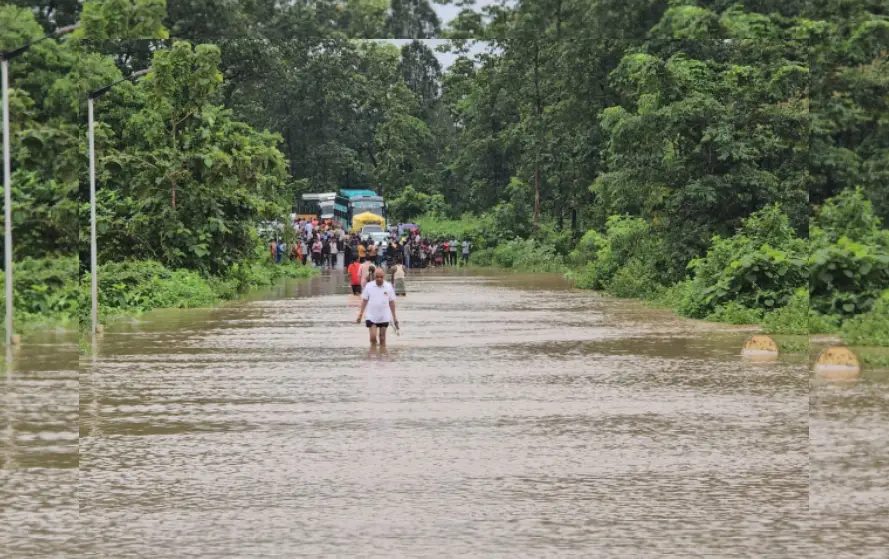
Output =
[
  {"x1": 88, "y1": 96, "x2": 97, "y2": 336},
  {"x1": 87, "y1": 68, "x2": 151, "y2": 335},
  {"x1": 1, "y1": 23, "x2": 79, "y2": 346},
  {"x1": 2, "y1": 58, "x2": 11, "y2": 347}
]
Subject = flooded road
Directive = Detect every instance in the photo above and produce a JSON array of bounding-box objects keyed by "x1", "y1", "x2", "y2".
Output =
[
  {"x1": 1, "y1": 333, "x2": 79, "y2": 556},
  {"x1": 4, "y1": 269, "x2": 888, "y2": 556},
  {"x1": 810, "y1": 363, "x2": 889, "y2": 557}
]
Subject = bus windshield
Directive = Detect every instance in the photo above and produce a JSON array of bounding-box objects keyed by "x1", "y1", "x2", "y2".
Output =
[{"x1": 351, "y1": 200, "x2": 384, "y2": 214}]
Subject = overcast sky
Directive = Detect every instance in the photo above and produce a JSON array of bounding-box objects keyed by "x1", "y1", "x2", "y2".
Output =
[
  {"x1": 434, "y1": 0, "x2": 500, "y2": 24},
  {"x1": 382, "y1": 39, "x2": 487, "y2": 69},
  {"x1": 381, "y1": 1, "x2": 502, "y2": 69}
]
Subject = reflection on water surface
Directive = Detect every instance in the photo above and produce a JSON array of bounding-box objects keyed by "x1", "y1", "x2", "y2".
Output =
[{"x1": 3, "y1": 270, "x2": 886, "y2": 555}]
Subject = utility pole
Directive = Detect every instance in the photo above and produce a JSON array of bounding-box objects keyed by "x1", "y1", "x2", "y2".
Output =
[
  {"x1": 87, "y1": 68, "x2": 152, "y2": 335},
  {"x1": 1, "y1": 24, "x2": 79, "y2": 346}
]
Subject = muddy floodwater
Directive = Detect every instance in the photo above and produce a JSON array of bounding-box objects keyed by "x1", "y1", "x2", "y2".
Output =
[{"x1": 2, "y1": 269, "x2": 888, "y2": 556}]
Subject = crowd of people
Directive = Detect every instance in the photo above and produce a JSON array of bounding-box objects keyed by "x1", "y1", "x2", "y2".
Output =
[
  {"x1": 264, "y1": 217, "x2": 475, "y2": 347},
  {"x1": 266, "y1": 217, "x2": 474, "y2": 272}
]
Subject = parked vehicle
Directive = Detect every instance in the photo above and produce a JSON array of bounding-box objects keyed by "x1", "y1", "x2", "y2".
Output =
[
  {"x1": 359, "y1": 224, "x2": 384, "y2": 241},
  {"x1": 368, "y1": 231, "x2": 390, "y2": 250},
  {"x1": 353, "y1": 212, "x2": 386, "y2": 233},
  {"x1": 339, "y1": 189, "x2": 387, "y2": 230},
  {"x1": 296, "y1": 192, "x2": 336, "y2": 221}
]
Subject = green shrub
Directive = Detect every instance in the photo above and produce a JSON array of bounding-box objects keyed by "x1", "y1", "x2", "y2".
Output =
[
  {"x1": 682, "y1": 204, "x2": 808, "y2": 318},
  {"x1": 778, "y1": 339, "x2": 809, "y2": 353},
  {"x1": 809, "y1": 188, "x2": 889, "y2": 318},
  {"x1": 90, "y1": 260, "x2": 221, "y2": 315},
  {"x1": 809, "y1": 233, "x2": 889, "y2": 317},
  {"x1": 707, "y1": 302, "x2": 764, "y2": 325},
  {"x1": 415, "y1": 213, "x2": 501, "y2": 250},
  {"x1": 0, "y1": 257, "x2": 79, "y2": 334},
  {"x1": 841, "y1": 293, "x2": 889, "y2": 346},
  {"x1": 533, "y1": 223, "x2": 575, "y2": 256},
  {"x1": 470, "y1": 247, "x2": 495, "y2": 267},
  {"x1": 808, "y1": 312, "x2": 842, "y2": 335},
  {"x1": 649, "y1": 280, "x2": 696, "y2": 310},
  {"x1": 569, "y1": 215, "x2": 667, "y2": 297},
  {"x1": 608, "y1": 258, "x2": 661, "y2": 299},
  {"x1": 569, "y1": 230, "x2": 604, "y2": 267},
  {"x1": 489, "y1": 239, "x2": 566, "y2": 273},
  {"x1": 82, "y1": 258, "x2": 316, "y2": 326},
  {"x1": 761, "y1": 288, "x2": 809, "y2": 335}
]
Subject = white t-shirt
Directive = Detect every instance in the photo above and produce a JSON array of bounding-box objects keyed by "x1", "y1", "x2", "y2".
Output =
[
  {"x1": 462, "y1": 241, "x2": 470, "y2": 254},
  {"x1": 362, "y1": 281, "x2": 395, "y2": 324}
]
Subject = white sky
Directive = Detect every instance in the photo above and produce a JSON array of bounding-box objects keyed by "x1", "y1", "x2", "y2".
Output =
[
  {"x1": 434, "y1": 0, "x2": 502, "y2": 24},
  {"x1": 383, "y1": 39, "x2": 488, "y2": 69},
  {"x1": 381, "y1": 1, "x2": 503, "y2": 69}
]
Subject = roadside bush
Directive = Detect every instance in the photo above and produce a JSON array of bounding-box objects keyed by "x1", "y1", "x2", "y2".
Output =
[
  {"x1": 83, "y1": 257, "x2": 315, "y2": 325},
  {"x1": 649, "y1": 279, "x2": 696, "y2": 311},
  {"x1": 532, "y1": 223, "x2": 575, "y2": 256},
  {"x1": 608, "y1": 258, "x2": 662, "y2": 299},
  {"x1": 569, "y1": 230, "x2": 604, "y2": 267},
  {"x1": 809, "y1": 189, "x2": 889, "y2": 318},
  {"x1": 569, "y1": 215, "x2": 664, "y2": 292},
  {"x1": 808, "y1": 312, "x2": 842, "y2": 335},
  {"x1": 232, "y1": 260, "x2": 315, "y2": 290},
  {"x1": 388, "y1": 185, "x2": 450, "y2": 222},
  {"x1": 841, "y1": 292, "x2": 889, "y2": 346},
  {"x1": 808, "y1": 235, "x2": 889, "y2": 316},
  {"x1": 761, "y1": 288, "x2": 809, "y2": 335},
  {"x1": 707, "y1": 302, "x2": 764, "y2": 325},
  {"x1": 682, "y1": 204, "x2": 808, "y2": 318},
  {"x1": 91, "y1": 260, "x2": 221, "y2": 315},
  {"x1": 470, "y1": 247, "x2": 495, "y2": 267},
  {"x1": 415, "y1": 214, "x2": 487, "y2": 246},
  {"x1": 489, "y1": 239, "x2": 566, "y2": 273},
  {"x1": 0, "y1": 257, "x2": 79, "y2": 333}
]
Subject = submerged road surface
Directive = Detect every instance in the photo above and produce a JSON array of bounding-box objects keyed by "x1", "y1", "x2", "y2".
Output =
[{"x1": 4, "y1": 269, "x2": 888, "y2": 556}]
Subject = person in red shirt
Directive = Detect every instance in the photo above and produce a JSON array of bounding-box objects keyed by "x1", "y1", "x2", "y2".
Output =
[{"x1": 348, "y1": 258, "x2": 363, "y2": 295}]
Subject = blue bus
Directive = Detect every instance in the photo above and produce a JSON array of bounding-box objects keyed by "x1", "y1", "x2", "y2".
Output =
[
  {"x1": 297, "y1": 190, "x2": 386, "y2": 231},
  {"x1": 336, "y1": 190, "x2": 386, "y2": 230}
]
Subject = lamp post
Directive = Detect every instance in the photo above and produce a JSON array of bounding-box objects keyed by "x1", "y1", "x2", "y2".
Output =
[
  {"x1": 1, "y1": 24, "x2": 79, "y2": 346},
  {"x1": 87, "y1": 68, "x2": 151, "y2": 335}
]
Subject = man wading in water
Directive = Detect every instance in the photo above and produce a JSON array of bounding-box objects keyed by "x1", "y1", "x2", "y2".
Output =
[{"x1": 356, "y1": 268, "x2": 399, "y2": 346}]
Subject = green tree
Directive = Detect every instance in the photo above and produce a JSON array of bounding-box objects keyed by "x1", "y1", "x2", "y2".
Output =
[
  {"x1": 1, "y1": 5, "x2": 121, "y2": 262},
  {"x1": 387, "y1": 0, "x2": 441, "y2": 38},
  {"x1": 76, "y1": 0, "x2": 170, "y2": 38},
  {"x1": 7, "y1": 0, "x2": 81, "y2": 33},
  {"x1": 94, "y1": 42, "x2": 289, "y2": 274}
]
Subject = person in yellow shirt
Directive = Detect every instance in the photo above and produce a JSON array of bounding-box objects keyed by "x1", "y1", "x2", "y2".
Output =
[{"x1": 357, "y1": 242, "x2": 367, "y2": 260}]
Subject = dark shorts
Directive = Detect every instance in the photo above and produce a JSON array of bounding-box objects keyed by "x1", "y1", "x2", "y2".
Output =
[
  {"x1": 351, "y1": 284, "x2": 361, "y2": 295},
  {"x1": 365, "y1": 320, "x2": 389, "y2": 329}
]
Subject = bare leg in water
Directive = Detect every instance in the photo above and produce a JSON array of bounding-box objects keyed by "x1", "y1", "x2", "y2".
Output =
[{"x1": 368, "y1": 325, "x2": 378, "y2": 345}]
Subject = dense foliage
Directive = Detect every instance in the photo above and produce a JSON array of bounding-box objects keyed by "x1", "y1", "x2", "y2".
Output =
[
  {"x1": 428, "y1": 0, "x2": 887, "y2": 343},
  {"x1": 2, "y1": 1, "x2": 314, "y2": 334},
  {"x1": 86, "y1": 257, "x2": 314, "y2": 324},
  {"x1": 94, "y1": 41, "x2": 290, "y2": 274},
  {"x1": 3, "y1": 0, "x2": 888, "y2": 346}
]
